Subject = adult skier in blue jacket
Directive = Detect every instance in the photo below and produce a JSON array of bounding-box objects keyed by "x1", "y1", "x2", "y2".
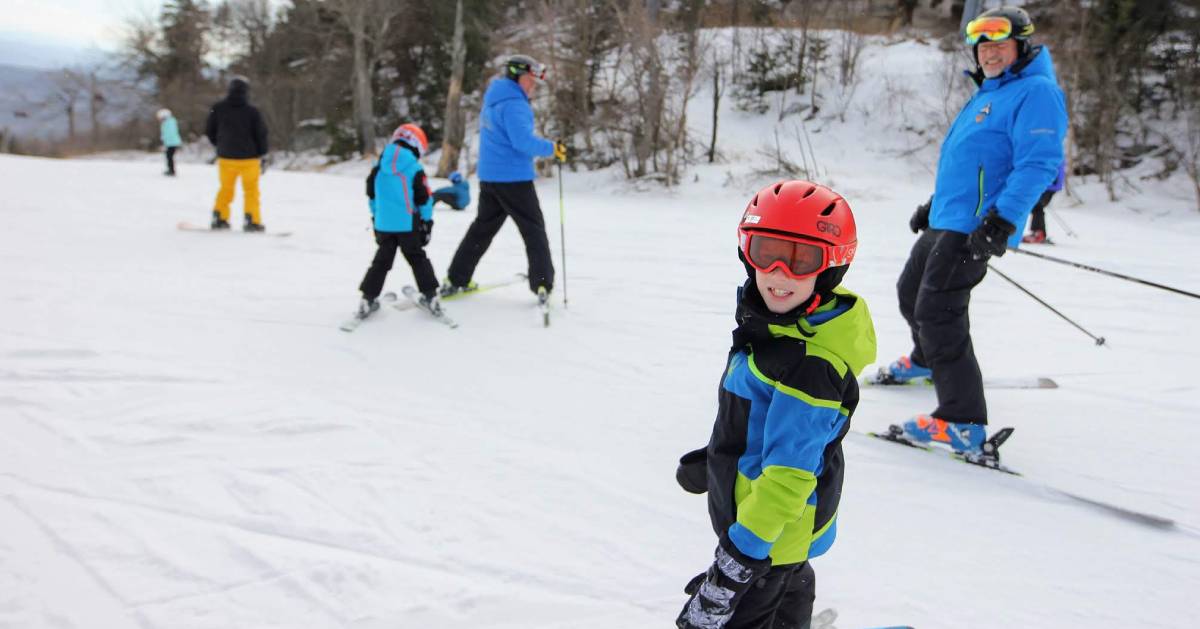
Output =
[
  {"x1": 443, "y1": 54, "x2": 567, "y2": 302},
  {"x1": 879, "y1": 6, "x2": 1067, "y2": 453}
]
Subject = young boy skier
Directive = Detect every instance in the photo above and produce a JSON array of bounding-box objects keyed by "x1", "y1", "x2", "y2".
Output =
[
  {"x1": 676, "y1": 180, "x2": 876, "y2": 629},
  {"x1": 356, "y1": 123, "x2": 441, "y2": 318}
]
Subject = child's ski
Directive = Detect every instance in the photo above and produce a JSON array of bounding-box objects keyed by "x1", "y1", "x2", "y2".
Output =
[
  {"x1": 339, "y1": 292, "x2": 397, "y2": 332},
  {"x1": 400, "y1": 286, "x2": 458, "y2": 328}
]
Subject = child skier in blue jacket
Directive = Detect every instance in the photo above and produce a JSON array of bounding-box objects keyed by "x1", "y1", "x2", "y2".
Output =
[{"x1": 356, "y1": 123, "x2": 441, "y2": 317}]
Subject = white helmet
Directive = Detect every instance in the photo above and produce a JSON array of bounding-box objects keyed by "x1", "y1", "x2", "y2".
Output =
[{"x1": 156, "y1": 108, "x2": 172, "y2": 121}]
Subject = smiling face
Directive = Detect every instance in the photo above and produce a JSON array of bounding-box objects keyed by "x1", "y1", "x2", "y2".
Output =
[
  {"x1": 977, "y1": 39, "x2": 1019, "y2": 78},
  {"x1": 755, "y1": 268, "x2": 817, "y2": 314}
]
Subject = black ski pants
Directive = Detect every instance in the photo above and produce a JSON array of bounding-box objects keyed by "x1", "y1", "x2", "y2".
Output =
[
  {"x1": 359, "y1": 231, "x2": 438, "y2": 301},
  {"x1": 728, "y1": 562, "x2": 816, "y2": 629},
  {"x1": 165, "y1": 146, "x2": 177, "y2": 174},
  {"x1": 1028, "y1": 189, "x2": 1056, "y2": 233},
  {"x1": 447, "y1": 181, "x2": 553, "y2": 294},
  {"x1": 896, "y1": 229, "x2": 989, "y2": 424}
]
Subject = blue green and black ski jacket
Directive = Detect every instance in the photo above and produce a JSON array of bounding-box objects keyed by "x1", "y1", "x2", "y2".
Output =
[{"x1": 706, "y1": 285, "x2": 876, "y2": 566}]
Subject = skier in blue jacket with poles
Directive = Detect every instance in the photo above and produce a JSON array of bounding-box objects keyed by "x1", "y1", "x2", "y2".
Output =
[
  {"x1": 442, "y1": 54, "x2": 567, "y2": 303},
  {"x1": 876, "y1": 6, "x2": 1067, "y2": 454}
]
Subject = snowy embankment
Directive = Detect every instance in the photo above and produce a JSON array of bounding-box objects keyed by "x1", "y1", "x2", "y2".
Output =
[{"x1": 4, "y1": 33, "x2": 1200, "y2": 629}]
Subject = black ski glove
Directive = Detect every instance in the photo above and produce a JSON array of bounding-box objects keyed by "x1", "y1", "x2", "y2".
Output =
[
  {"x1": 909, "y1": 197, "x2": 932, "y2": 233},
  {"x1": 967, "y1": 208, "x2": 1016, "y2": 260},
  {"x1": 676, "y1": 533, "x2": 772, "y2": 629},
  {"x1": 419, "y1": 219, "x2": 433, "y2": 246},
  {"x1": 675, "y1": 447, "x2": 708, "y2": 495}
]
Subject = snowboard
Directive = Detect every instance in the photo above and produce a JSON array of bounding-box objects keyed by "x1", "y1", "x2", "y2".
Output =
[{"x1": 177, "y1": 221, "x2": 292, "y2": 238}]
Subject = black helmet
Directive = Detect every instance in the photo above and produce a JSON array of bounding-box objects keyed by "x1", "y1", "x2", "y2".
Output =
[
  {"x1": 503, "y1": 54, "x2": 546, "y2": 81},
  {"x1": 965, "y1": 6, "x2": 1035, "y2": 60}
]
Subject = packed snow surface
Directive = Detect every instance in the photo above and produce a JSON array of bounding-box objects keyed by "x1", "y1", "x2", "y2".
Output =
[{"x1": 3, "y1": 34, "x2": 1199, "y2": 629}]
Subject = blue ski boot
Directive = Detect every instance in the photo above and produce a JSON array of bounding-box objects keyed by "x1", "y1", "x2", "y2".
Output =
[
  {"x1": 876, "y1": 355, "x2": 932, "y2": 384},
  {"x1": 901, "y1": 414, "x2": 986, "y2": 454}
]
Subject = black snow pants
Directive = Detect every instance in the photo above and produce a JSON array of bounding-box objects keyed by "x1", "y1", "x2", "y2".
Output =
[
  {"x1": 728, "y1": 561, "x2": 816, "y2": 629},
  {"x1": 896, "y1": 228, "x2": 989, "y2": 424},
  {"x1": 1028, "y1": 189, "x2": 1056, "y2": 233},
  {"x1": 359, "y1": 231, "x2": 438, "y2": 301},
  {"x1": 446, "y1": 181, "x2": 554, "y2": 294},
  {"x1": 165, "y1": 146, "x2": 177, "y2": 174}
]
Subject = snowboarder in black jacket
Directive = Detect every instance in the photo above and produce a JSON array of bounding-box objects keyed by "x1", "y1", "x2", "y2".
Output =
[{"x1": 205, "y1": 76, "x2": 269, "y2": 231}]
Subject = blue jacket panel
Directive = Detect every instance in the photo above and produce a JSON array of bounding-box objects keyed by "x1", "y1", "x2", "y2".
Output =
[
  {"x1": 371, "y1": 143, "x2": 432, "y2": 233},
  {"x1": 477, "y1": 77, "x2": 555, "y2": 182},
  {"x1": 930, "y1": 46, "x2": 1067, "y2": 248},
  {"x1": 160, "y1": 117, "x2": 182, "y2": 148},
  {"x1": 433, "y1": 180, "x2": 471, "y2": 208}
]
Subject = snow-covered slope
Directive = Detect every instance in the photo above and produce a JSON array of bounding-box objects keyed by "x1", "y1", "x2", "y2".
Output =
[{"x1": 3, "y1": 32, "x2": 1199, "y2": 629}]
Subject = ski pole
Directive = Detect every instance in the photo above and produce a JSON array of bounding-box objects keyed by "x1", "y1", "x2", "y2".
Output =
[
  {"x1": 1047, "y1": 208, "x2": 1077, "y2": 238},
  {"x1": 987, "y1": 263, "x2": 1107, "y2": 347},
  {"x1": 1009, "y1": 247, "x2": 1200, "y2": 300},
  {"x1": 558, "y1": 160, "x2": 568, "y2": 308}
]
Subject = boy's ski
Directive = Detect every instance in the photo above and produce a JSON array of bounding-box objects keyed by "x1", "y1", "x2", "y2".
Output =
[
  {"x1": 866, "y1": 424, "x2": 1021, "y2": 475},
  {"x1": 863, "y1": 372, "x2": 1057, "y2": 389},
  {"x1": 393, "y1": 273, "x2": 528, "y2": 311},
  {"x1": 400, "y1": 286, "x2": 458, "y2": 328},
  {"x1": 339, "y1": 292, "x2": 396, "y2": 332},
  {"x1": 177, "y1": 220, "x2": 292, "y2": 238}
]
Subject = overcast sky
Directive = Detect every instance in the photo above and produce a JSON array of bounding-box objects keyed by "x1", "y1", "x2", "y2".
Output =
[{"x1": 1, "y1": 0, "x2": 163, "y2": 51}]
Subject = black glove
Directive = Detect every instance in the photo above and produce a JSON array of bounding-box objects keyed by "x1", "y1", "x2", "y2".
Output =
[
  {"x1": 260, "y1": 155, "x2": 270, "y2": 174},
  {"x1": 419, "y1": 219, "x2": 433, "y2": 246},
  {"x1": 676, "y1": 447, "x2": 708, "y2": 495},
  {"x1": 909, "y1": 197, "x2": 932, "y2": 233},
  {"x1": 676, "y1": 534, "x2": 772, "y2": 629},
  {"x1": 967, "y1": 208, "x2": 1016, "y2": 260}
]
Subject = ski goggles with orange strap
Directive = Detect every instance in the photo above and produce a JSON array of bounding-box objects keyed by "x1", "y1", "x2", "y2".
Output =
[
  {"x1": 964, "y1": 16, "x2": 1014, "y2": 45},
  {"x1": 741, "y1": 232, "x2": 855, "y2": 280}
]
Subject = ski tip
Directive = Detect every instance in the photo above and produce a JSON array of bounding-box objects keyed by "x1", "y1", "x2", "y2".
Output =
[{"x1": 1037, "y1": 377, "x2": 1059, "y2": 388}]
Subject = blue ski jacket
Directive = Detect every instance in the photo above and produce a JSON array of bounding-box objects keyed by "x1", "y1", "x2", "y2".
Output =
[
  {"x1": 369, "y1": 142, "x2": 432, "y2": 233},
  {"x1": 477, "y1": 77, "x2": 554, "y2": 183},
  {"x1": 929, "y1": 46, "x2": 1067, "y2": 248}
]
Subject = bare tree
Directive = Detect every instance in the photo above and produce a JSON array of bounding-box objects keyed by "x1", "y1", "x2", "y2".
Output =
[
  {"x1": 329, "y1": 0, "x2": 403, "y2": 156},
  {"x1": 437, "y1": 0, "x2": 467, "y2": 176}
]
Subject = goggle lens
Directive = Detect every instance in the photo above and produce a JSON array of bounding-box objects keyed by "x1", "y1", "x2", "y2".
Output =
[
  {"x1": 964, "y1": 16, "x2": 1013, "y2": 45},
  {"x1": 746, "y1": 234, "x2": 827, "y2": 278}
]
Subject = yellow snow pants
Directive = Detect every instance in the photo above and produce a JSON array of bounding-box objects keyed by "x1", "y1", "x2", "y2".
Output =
[{"x1": 213, "y1": 158, "x2": 262, "y2": 224}]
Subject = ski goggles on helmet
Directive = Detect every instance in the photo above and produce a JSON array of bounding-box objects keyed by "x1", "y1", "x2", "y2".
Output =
[
  {"x1": 964, "y1": 16, "x2": 1013, "y2": 45},
  {"x1": 741, "y1": 231, "x2": 855, "y2": 280},
  {"x1": 511, "y1": 61, "x2": 547, "y2": 81}
]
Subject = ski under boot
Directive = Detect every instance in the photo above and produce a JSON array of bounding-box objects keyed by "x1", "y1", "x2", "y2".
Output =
[
  {"x1": 438, "y1": 280, "x2": 478, "y2": 298},
  {"x1": 211, "y1": 211, "x2": 231, "y2": 230}
]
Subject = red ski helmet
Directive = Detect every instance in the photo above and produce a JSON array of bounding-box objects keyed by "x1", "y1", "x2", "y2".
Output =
[
  {"x1": 391, "y1": 123, "x2": 429, "y2": 157},
  {"x1": 738, "y1": 180, "x2": 857, "y2": 281}
]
